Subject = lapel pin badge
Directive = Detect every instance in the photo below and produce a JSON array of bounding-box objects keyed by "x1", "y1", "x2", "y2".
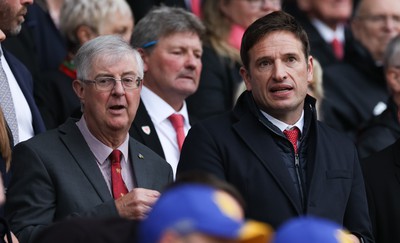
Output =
[
  {"x1": 141, "y1": 126, "x2": 151, "y2": 135},
  {"x1": 138, "y1": 153, "x2": 144, "y2": 159}
]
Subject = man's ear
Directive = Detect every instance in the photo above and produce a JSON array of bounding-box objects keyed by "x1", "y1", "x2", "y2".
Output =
[
  {"x1": 72, "y1": 79, "x2": 85, "y2": 103},
  {"x1": 76, "y1": 25, "x2": 97, "y2": 45},
  {"x1": 240, "y1": 66, "x2": 252, "y2": 91},
  {"x1": 137, "y1": 48, "x2": 150, "y2": 72},
  {"x1": 307, "y1": 55, "x2": 314, "y2": 86},
  {"x1": 386, "y1": 67, "x2": 400, "y2": 92}
]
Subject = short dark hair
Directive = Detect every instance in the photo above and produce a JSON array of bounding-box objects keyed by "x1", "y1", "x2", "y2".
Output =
[{"x1": 240, "y1": 11, "x2": 310, "y2": 70}]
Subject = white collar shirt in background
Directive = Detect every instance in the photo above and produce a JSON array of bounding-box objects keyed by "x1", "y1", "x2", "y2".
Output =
[
  {"x1": 0, "y1": 44, "x2": 34, "y2": 144},
  {"x1": 141, "y1": 86, "x2": 190, "y2": 179}
]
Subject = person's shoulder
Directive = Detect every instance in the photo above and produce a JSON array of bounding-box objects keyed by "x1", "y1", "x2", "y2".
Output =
[
  {"x1": 316, "y1": 121, "x2": 355, "y2": 144},
  {"x1": 17, "y1": 119, "x2": 78, "y2": 146}
]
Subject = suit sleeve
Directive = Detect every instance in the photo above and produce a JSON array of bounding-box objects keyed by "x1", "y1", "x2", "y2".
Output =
[{"x1": 5, "y1": 143, "x2": 118, "y2": 243}]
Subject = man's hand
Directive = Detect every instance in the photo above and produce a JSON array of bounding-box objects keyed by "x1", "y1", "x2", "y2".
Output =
[{"x1": 115, "y1": 188, "x2": 160, "y2": 220}]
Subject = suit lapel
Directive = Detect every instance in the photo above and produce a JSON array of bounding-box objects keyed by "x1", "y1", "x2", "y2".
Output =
[
  {"x1": 59, "y1": 120, "x2": 111, "y2": 201},
  {"x1": 131, "y1": 100, "x2": 165, "y2": 158},
  {"x1": 128, "y1": 139, "x2": 150, "y2": 188},
  {"x1": 233, "y1": 113, "x2": 302, "y2": 213}
]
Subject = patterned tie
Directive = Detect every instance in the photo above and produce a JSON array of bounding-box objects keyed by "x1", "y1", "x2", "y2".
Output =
[
  {"x1": 283, "y1": 127, "x2": 300, "y2": 154},
  {"x1": 0, "y1": 49, "x2": 18, "y2": 144},
  {"x1": 110, "y1": 150, "x2": 128, "y2": 199},
  {"x1": 168, "y1": 114, "x2": 185, "y2": 151},
  {"x1": 331, "y1": 38, "x2": 344, "y2": 60}
]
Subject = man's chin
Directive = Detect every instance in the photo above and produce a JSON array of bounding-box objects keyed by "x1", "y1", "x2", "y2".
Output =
[{"x1": 7, "y1": 25, "x2": 22, "y2": 36}]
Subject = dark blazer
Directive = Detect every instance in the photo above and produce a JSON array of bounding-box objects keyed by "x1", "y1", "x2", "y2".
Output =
[
  {"x1": 3, "y1": 49, "x2": 46, "y2": 134},
  {"x1": 187, "y1": 45, "x2": 242, "y2": 120},
  {"x1": 5, "y1": 119, "x2": 173, "y2": 243},
  {"x1": 321, "y1": 41, "x2": 389, "y2": 140},
  {"x1": 356, "y1": 98, "x2": 400, "y2": 159},
  {"x1": 362, "y1": 138, "x2": 400, "y2": 243},
  {"x1": 178, "y1": 91, "x2": 373, "y2": 242}
]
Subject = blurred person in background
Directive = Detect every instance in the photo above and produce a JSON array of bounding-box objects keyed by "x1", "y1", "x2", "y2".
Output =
[
  {"x1": 138, "y1": 183, "x2": 273, "y2": 243},
  {"x1": 0, "y1": 0, "x2": 46, "y2": 144},
  {"x1": 357, "y1": 35, "x2": 400, "y2": 158},
  {"x1": 361, "y1": 51, "x2": 400, "y2": 241},
  {"x1": 291, "y1": 0, "x2": 353, "y2": 68},
  {"x1": 321, "y1": 0, "x2": 400, "y2": 141},
  {"x1": 272, "y1": 216, "x2": 353, "y2": 243},
  {"x1": 126, "y1": 0, "x2": 201, "y2": 23},
  {"x1": 307, "y1": 58, "x2": 324, "y2": 119},
  {"x1": 2, "y1": 0, "x2": 67, "y2": 133},
  {"x1": 187, "y1": 0, "x2": 281, "y2": 120},
  {"x1": 40, "y1": 0, "x2": 134, "y2": 129}
]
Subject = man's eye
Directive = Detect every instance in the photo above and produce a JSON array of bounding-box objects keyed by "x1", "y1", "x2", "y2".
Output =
[
  {"x1": 97, "y1": 78, "x2": 113, "y2": 85},
  {"x1": 259, "y1": 60, "x2": 272, "y2": 68},
  {"x1": 122, "y1": 78, "x2": 135, "y2": 83}
]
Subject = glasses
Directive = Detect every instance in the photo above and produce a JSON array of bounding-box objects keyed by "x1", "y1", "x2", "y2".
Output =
[
  {"x1": 81, "y1": 76, "x2": 142, "y2": 91},
  {"x1": 243, "y1": 0, "x2": 281, "y2": 8},
  {"x1": 357, "y1": 14, "x2": 400, "y2": 26}
]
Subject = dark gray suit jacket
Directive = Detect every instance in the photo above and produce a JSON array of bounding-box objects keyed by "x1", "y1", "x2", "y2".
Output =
[{"x1": 5, "y1": 119, "x2": 173, "y2": 243}]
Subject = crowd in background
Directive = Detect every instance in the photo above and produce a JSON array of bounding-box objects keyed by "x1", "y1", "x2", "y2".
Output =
[{"x1": 0, "y1": 0, "x2": 400, "y2": 242}]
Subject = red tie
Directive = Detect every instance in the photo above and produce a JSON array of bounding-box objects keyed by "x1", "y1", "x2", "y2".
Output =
[
  {"x1": 168, "y1": 114, "x2": 185, "y2": 151},
  {"x1": 331, "y1": 38, "x2": 344, "y2": 60},
  {"x1": 283, "y1": 127, "x2": 300, "y2": 154},
  {"x1": 110, "y1": 150, "x2": 128, "y2": 199}
]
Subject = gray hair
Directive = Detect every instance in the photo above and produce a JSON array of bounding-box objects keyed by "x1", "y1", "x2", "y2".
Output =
[
  {"x1": 59, "y1": 0, "x2": 133, "y2": 51},
  {"x1": 383, "y1": 34, "x2": 400, "y2": 70},
  {"x1": 74, "y1": 35, "x2": 144, "y2": 80},
  {"x1": 130, "y1": 5, "x2": 205, "y2": 50}
]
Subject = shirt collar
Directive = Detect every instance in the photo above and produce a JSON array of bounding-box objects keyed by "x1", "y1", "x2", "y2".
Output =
[
  {"x1": 311, "y1": 18, "x2": 345, "y2": 43},
  {"x1": 76, "y1": 116, "x2": 130, "y2": 165},
  {"x1": 141, "y1": 85, "x2": 190, "y2": 126},
  {"x1": 261, "y1": 110, "x2": 304, "y2": 134}
]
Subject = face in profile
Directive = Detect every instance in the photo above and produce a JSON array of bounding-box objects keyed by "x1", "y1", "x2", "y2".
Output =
[
  {"x1": 0, "y1": 0, "x2": 32, "y2": 36},
  {"x1": 241, "y1": 31, "x2": 313, "y2": 124}
]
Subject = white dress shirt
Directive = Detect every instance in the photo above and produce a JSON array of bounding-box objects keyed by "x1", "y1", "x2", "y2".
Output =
[
  {"x1": 141, "y1": 86, "x2": 190, "y2": 179},
  {"x1": 0, "y1": 44, "x2": 34, "y2": 144}
]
